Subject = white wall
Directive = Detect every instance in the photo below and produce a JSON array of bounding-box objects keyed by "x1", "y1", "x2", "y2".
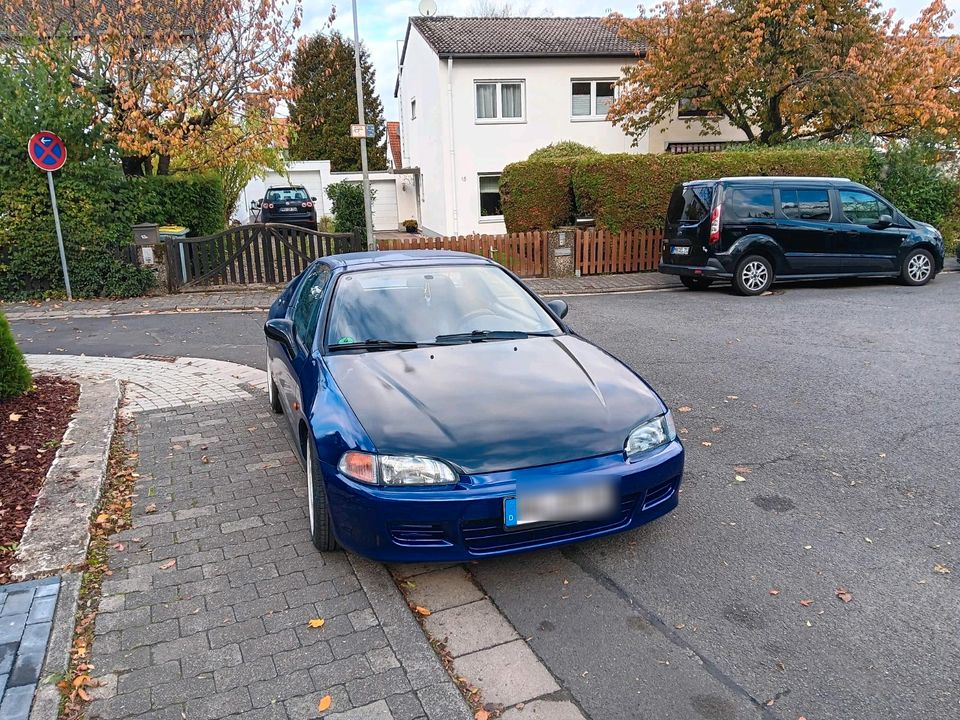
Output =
[{"x1": 237, "y1": 160, "x2": 418, "y2": 232}]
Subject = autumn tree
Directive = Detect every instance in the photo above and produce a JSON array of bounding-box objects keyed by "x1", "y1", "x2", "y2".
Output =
[
  {"x1": 3, "y1": 0, "x2": 303, "y2": 175},
  {"x1": 607, "y1": 0, "x2": 960, "y2": 145},
  {"x1": 288, "y1": 31, "x2": 387, "y2": 171}
]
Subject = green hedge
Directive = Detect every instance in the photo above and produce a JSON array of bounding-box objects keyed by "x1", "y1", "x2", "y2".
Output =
[
  {"x1": 571, "y1": 148, "x2": 876, "y2": 232},
  {"x1": 0, "y1": 168, "x2": 226, "y2": 300},
  {"x1": 0, "y1": 311, "x2": 31, "y2": 399},
  {"x1": 501, "y1": 160, "x2": 577, "y2": 233},
  {"x1": 327, "y1": 181, "x2": 376, "y2": 233}
]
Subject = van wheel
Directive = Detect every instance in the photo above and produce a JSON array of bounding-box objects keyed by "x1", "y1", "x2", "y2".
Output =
[
  {"x1": 734, "y1": 255, "x2": 773, "y2": 296},
  {"x1": 306, "y1": 438, "x2": 341, "y2": 552},
  {"x1": 681, "y1": 277, "x2": 714, "y2": 290},
  {"x1": 900, "y1": 248, "x2": 934, "y2": 286}
]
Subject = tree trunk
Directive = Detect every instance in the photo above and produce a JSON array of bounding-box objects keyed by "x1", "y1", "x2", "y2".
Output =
[{"x1": 156, "y1": 154, "x2": 171, "y2": 176}]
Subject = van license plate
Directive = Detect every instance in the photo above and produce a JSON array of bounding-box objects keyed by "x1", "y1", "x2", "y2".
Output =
[{"x1": 671, "y1": 246, "x2": 690, "y2": 255}]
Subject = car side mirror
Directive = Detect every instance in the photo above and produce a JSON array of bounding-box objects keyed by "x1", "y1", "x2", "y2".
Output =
[
  {"x1": 311, "y1": 196, "x2": 317, "y2": 201},
  {"x1": 547, "y1": 299, "x2": 569, "y2": 319},
  {"x1": 873, "y1": 214, "x2": 893, "y2": 229},
  {"x1": 264, "y1": 318, "x2": 296, "y2": 356}
]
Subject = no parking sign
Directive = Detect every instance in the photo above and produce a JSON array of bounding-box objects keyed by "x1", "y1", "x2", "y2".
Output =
[{"x1": 28, "y1": 130, "x2": 72, "y2": 299}]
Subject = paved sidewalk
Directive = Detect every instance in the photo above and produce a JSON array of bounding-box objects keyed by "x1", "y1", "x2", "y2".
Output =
[
  {"x1": 29, "y1": 356, "x2": 470, "y2": 720},
  {"x1": 1, "y1": 272, "x2": 677, "y2": 321}
]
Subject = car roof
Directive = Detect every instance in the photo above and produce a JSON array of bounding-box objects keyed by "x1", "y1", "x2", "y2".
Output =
[
  {"x1": 266, "y1": 185, "x2": 307, "y2": 190},
  {"x1": 684, "y1": 176, "x2": 860, "y2": 186},
  {"x1": 322, "y1": 250, "x2": 495, "y2": 271}
]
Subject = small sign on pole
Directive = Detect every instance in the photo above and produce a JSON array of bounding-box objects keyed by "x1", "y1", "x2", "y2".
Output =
[
  {"x1": 349, "y1": 123, "x2": 375, "y2": 139},
  {"x1": 28, "y1": 131, "x2": 72, "y2": 300}
]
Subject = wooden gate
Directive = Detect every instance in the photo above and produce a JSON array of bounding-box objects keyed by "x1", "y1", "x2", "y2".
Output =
[
  {"x1": 164, "y1": 224, "x2": 361, "y2": 292},
  {"x1": 576, "y1": 228, "x2": 663, "y2": 275}
]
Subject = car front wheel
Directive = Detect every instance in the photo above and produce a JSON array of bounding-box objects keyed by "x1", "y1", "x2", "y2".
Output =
[
  {"x1": 900, "y1": 248, "x2": 935, "y2": 286},
  {"x1": 681, "y1": 276, "x2": 714, "y2": 290},
  {"x1": 734, "y1": 255, "x2": 774, "y2": 296},
  {"x1": 306, "y1": 438, "x2": 341, "y2": 552},
  {"x1": 266, "y1": 355, "x2": 282, "y2": 414}
]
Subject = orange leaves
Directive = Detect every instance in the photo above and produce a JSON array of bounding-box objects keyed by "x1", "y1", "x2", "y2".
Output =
[
  {"x1": 413, "y1": 606, "x2": 432, "y2": 617},
  {"x1": 307, "y1": 617, "x2": 326, "y2": 628},
  {"x1": 317, "y1": 694, "x2": 332, "y2": 712}
]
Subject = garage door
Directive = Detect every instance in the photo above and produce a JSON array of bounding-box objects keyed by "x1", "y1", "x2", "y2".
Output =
[{"x1": 370, "y1": 180, "x2": 399, "y2": 231}]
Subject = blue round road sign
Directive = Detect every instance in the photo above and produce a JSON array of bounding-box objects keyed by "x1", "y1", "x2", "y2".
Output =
[{"x1": 28, "y1": 131, "x2": 67, "y2": 171}]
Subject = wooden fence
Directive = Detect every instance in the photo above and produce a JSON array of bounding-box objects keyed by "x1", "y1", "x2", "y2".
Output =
[
  {"x1": 575, "y1": 228, "x2": 664, "y2": 276},
  {"x1": 379, "y1": 232, "x2": 547, "y2": 278},
  {"x1": 165, "y1": 223, "x2": 360, "y2": 291}
]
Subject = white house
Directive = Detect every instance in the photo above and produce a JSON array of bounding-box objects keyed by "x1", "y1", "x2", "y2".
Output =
[{"x1": 395, "y1": 16, "x2": 745, "y2": 236}]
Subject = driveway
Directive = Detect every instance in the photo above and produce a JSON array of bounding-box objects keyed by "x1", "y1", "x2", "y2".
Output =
[{"x1": 10, "y1": 274, "x2": 960, "y2": 719}]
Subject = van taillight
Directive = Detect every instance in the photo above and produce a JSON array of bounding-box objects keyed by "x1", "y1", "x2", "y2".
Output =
[{"x1": 709, "y1": 205, "x2": 721, "y2": 245}]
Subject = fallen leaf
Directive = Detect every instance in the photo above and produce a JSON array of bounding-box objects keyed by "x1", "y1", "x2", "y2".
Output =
[
  {"x1": 95, "y1": 513, "x2": 109, "y2": 524},
  {"x1": 701, "y1": 441, "x2": 713, "y2": 447},
  {"x1": 114, "y1": 543, "x2": 125, "y2": 551},
  {"x1": 77, "y1": 687, "x2": 91, "y2": 701},
  {"x1": 864, "y1": 537, "x2": 872, "y2": 544},
  {"x1": 145, "y1": 503, "x2": 157, "y2": 513},
  {"x1": 734, "y1": 474, "x2": 747, "y2": 483},
  {"x1": 8, "y1": 413, "x2": 22, "y2": 422},
  {"x1": 769, "y1": 589, "x2": 780, "y2": 596},
  {"x1": 159, "y1": 559, "x2": 176, "y2": 570},
  {"x1": 734, "y1": 466, "x2": 752, "y2": 474},
  {"x1": 726, "y1": 395, "x2": 738, "y2": 400},
  {"x1": 73, "y1": 674, "x2": 90, "y2": 688},
  {"x1": 677, "y1": 406, "x2": 692, "y2": 413},
  {"x1": 933, "y1": 563, "x2": 951, "y2": 575},
  {"x1": 835, "y1": 587, "x2": 853, "y2": 603},
  {"x1": 200, "y1": 455, "x2": 210, "y2": 464},
  {"x1": 799, "y1": 599, "x2": 813, "y2": 607},
  {"x1": 414, "y1": 606, "x2": 432, "y2": 617},
  {"x1": 317, "y1": 695, "x2": 332, "y2": 712},
  {"x1": 475, "y1": 711, "x2": 490, "y2": 720},
  {"x1": 711, "y1": 426, "x2": 722, "y2": 432},
  {"x1": 308, "y1": 618, "x2": 326, "y2": 628}
]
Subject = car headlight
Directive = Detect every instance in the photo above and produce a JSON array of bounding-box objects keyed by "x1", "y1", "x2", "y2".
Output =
[
  {"x1": 624, "y1": 411, "x2": 677, "y2": 460},
  {"x1": 337, "y1": 451, "x2": 458, "y2": 486}
]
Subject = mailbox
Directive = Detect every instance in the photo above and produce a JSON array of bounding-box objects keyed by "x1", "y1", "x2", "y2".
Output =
[{"x1": 133, "y1": 223, "x2": 159, "y2": 246}]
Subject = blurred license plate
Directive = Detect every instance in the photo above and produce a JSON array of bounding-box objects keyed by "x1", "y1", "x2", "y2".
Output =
[
  {"x1": 671, "y1": 246, "x2": 690, "y2": 255},
  {"x1": 504, "y1": 483, "x2": 616, "y2": 528},
  {"x1": 280, "y1": 207, "x2": 297, "y2": 212}
]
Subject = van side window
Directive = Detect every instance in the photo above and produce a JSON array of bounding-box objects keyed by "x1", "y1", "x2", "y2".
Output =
[
  {"x1": 725, "y1": 188, "x2": 774, "y2": 220},
  {"x1": 839, "y1": 190, "x2": 892, "y2": 226},
  {"x1": 780, "y1": 188, "x2": 831, "y2": 221},
  {"x1": 667, "y1": 186, "x2": 712, "y2": 223}
]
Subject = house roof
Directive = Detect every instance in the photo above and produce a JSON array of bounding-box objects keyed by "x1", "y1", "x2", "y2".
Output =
[
  {"x1": 408, "y1": 16, "x2": 641, "y2": 59},
  {"x1": 386, "y1": 121, "x2": 402, "y2": 169}
]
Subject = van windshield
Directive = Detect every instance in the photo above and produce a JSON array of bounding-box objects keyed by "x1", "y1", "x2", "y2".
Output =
[{"x1": 667, "y1": 185, "x2": 713, "y2": 223}]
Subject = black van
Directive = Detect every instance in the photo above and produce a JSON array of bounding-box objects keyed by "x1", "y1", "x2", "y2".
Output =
[{"x1": 659, "y1": 177, "x2": 945, "y2": 295}]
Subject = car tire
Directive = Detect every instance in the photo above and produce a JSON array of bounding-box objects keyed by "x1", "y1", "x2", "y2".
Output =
[
  {"x1": 900, "y1": 248, "x2": 935, "y2": 286},
  {"x1": 306, "y1": 438, "x2": 341, "y2": 553},
  {"x1": 734, "y1": 255, "x2": 774, "y2": 296},
  {"x1": 266, "y1": 356, "x2": 282, "y2": 414},
  {"x1": 680, "y1": 276, "x2": 714, "y2": 290}
]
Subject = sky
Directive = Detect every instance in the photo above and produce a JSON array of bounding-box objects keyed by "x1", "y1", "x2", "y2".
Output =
[{"x1": 297, "y1": 0, "x2": 957, "y2": 121}]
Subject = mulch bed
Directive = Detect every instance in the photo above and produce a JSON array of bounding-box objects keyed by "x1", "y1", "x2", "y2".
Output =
[{"x1": 0, "y1": 375, "x2": 80, "y2": 584}]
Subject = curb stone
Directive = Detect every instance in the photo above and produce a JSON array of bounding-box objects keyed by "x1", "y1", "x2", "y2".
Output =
[{"x1": 12, "y1": 377, "x2": 120, "y2": 580}]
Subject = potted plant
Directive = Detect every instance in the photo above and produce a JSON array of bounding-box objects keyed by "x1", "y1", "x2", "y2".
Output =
[{"x1": 402, "y1": 218, "x2": 419, "y2": 234}]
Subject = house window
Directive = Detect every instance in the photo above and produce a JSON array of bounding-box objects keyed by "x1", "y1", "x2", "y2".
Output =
[
  {"x1": 475, "y1": 81, "x2": 524, "y2": 122},
  {"x1": 571, "y1": 79, "x2": 616, "y2": 119},
  {"x1": 410, "y1": 98, "x2": 416, "y2": 120},
  {"x1": 678, "y1": 88, "x2": 714, "y2": 117},
  {"x1": 479, "y1": 174, "x2": 503, "y2": 218}
]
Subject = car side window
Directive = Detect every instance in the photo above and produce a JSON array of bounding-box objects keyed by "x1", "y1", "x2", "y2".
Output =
[
  {"x1": 839, "y1": 190, "x2": 892, "y2": 226},
  {"x1": 780, "y1": 188, "x2": 831, "y2": 221},
  {"x1": 292, "y1": 266, "x2": 331, "y2": 350},
  {"x1": 724, "y1": 187, "x2": 774, "y2": 221}
]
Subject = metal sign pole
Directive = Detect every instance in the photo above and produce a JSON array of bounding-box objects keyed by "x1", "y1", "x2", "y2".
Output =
[
  {"x1": 46, "y1": 170, "x2": 72, "y2": 300},
  {"x1": 351, "y1": 0, "x2": 376, "y2": 251}
]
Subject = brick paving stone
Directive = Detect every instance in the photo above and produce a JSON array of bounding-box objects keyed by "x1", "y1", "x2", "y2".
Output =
[{"x1": 0, "y1": 577, "x2": 61, "y2": 714}]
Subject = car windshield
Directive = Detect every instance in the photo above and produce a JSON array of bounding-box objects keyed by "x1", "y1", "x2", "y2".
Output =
[
  {"x1": 266, "y1": 188, "x2": 309, "y2": 202},
  {"x1": 325, "y1": 265, "x2": 562, "y2": 348}
]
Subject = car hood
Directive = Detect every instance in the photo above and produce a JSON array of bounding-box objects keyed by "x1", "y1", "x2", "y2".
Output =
[{"x1": 325, "y1": 335, "x2": 665, "y2": 474}]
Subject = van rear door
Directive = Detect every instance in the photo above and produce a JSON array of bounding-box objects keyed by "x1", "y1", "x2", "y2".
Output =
[{"x1": 664, "y1": 183, "x2": 713, "y2": 265}]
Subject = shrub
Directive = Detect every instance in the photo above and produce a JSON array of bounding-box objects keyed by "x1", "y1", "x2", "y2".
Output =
[
  {"x1": 326, "y1": 181, "x2": 376, "y2": 233},
  {"x1": 127, "y1": 173, "x2": 227, "y2": 237},
  {"x1": 571, "y1": 148, "x2": 875, "y2": 232},
  {"x1": 501, "y1": 160, "x2": 578, "y2": 233},
  {"x1": 527, "y1": 142, "x2": 601, "y2": 162},
  {"x1": 0, "y1": 312, "x2": 31, "y2": 399}
]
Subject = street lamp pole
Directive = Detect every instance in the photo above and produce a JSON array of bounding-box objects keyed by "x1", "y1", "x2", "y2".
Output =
[{"x1": 351, "y1": 0, "x2": 376, "y2": 251}]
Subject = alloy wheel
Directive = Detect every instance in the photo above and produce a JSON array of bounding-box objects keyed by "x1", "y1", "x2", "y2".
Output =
[
  {"x1": 907, "y1": 253, "x2": 931, "y2": 283},
  {"x1": 741, "y1": 261, "x2": 769, "y2": 292}
]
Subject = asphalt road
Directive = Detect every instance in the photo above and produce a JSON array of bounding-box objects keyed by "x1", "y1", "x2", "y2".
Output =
[{"x1": 11, "y1": 274, "x2": 959, "y2": 720}]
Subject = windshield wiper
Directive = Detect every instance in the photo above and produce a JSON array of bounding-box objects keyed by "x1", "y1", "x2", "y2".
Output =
[
  {"x1": 434, "y1": 330, "x2": 555, "y2": 344},
  {"x1": 328, "y1": 339, "x2": 428, "y2": 352}
]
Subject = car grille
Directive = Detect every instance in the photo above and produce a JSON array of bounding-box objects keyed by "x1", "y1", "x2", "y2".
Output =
[
  {"x1": 461, "y1": 491, "x2": 644, "y2": 555},
  {"x1": 389, "y1": 523, "x2": 452, "y2": 547}
]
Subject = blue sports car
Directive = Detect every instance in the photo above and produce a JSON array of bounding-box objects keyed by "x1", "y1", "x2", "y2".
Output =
[{"x1": 264, "y1": 251, "x2": 684, "y2": 562}]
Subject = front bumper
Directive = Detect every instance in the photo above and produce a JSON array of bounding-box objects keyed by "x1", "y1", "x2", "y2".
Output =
[
  {"x1": 321, "y1": 443, "x2": 684, "y2": 562},
  {"x1": 659, "y1": 258, "x2": 732, "y2": 279}
]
